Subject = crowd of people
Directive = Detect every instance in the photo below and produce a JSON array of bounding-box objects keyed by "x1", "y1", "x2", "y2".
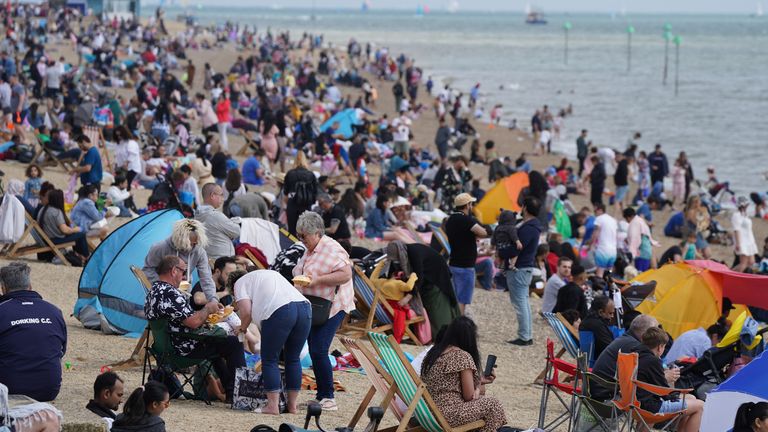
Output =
[{"x1": 0, "y1": 2, "x2": 766, "y2": 431}]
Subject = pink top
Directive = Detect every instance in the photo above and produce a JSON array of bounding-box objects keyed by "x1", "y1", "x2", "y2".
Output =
[{"x1": 293, "y1": 236, "x2": 355, "y2": 317}]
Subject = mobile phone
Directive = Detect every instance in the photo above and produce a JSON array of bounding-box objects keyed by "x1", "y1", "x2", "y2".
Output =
[{"x1": 483, "y1": 354, "x2": 497, "y2": 377}]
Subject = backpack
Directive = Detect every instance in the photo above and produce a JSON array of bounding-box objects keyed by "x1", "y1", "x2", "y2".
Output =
[{"x1": 292, "y1": 180, "x2": 316, "y2": 208}]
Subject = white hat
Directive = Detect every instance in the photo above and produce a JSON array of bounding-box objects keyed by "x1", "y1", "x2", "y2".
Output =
[{"x1": 392, "y1": 196, "x2": 412, "y2": 208}]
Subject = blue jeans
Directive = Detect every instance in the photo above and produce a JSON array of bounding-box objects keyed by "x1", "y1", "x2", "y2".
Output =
[
  {"x1": 450, "y1": 266, "x2": 476, "y2": 305},
  {"x1": 475, "y1": 258, "x2": 494, "y2": 290},
  {"x1": 507, "y1": 267, "x2": 534, "y2": 341},
  {"x1": 261, "y1": 301, "x2": 312, "y2": 392},
  {"x1": 308, "y1": 311, "x2": 346, "y2": 400},
  {"x1": 55, "y1": 232, "x2": 89, "y2": 257}
]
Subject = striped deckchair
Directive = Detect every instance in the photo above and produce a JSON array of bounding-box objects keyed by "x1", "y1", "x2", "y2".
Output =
[
  {"x1": 428, "y1": 224, "x2": 450, "y2": 259},
  {"x1": 279, "y1": 227, "x2": 299, "y2": 250},
  {"x1": 368, "y1": 332, "x2": 485, "y2": 432},
  {"x1": 342, "y1": 266, "x2": 424, "y2": 345},
  {"x1": 536, "y1": 312, "x2": 581, "y2": 384},
  {"x1": 339, "y1": 337, "x2": 407, "y2": 428}
]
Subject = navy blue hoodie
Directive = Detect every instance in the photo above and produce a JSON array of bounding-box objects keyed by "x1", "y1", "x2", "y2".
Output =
[
  {"x1": 0, "y1": 290, "x2": 67, "y2": 401},
  {"x1": 511, "y1": 217, "x2": 543, "y2": 268}
]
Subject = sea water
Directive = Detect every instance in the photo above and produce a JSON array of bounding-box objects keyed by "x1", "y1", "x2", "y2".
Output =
[{"x1": 149, "y1": 7, "x2": 768, "y2": 194}]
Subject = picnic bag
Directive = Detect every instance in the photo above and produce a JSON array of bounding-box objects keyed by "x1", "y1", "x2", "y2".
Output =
[{"x1": 231, "y1": 367, "x2": 286, "y2": 412}]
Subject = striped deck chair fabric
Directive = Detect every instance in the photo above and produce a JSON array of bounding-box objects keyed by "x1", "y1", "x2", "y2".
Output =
[
  {"x1": 428, "y1": 224, "x2": 451, "y2": 257},
  {"x1": 353, "y1": 271, "x2": 392, "y2": 325},
  {"x1": 542, "y1": 312, "x2": 579, "y2": 359},
  {"x1": 368, "y1": 332, "x2": 445, "y2": 432},
  {"x1": 279, "y1": 227, "x2": 299, "y2": 250}
]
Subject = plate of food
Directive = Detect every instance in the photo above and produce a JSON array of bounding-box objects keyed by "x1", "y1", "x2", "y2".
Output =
[
  {"x1": 293, "y1": 275, "x2": 312, "y2": 288},
  {"x1": 206, "y1": 305, "x2": 235, "y2": 324}
]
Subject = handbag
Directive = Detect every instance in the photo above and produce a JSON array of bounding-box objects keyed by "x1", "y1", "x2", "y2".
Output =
[
  {"x1": 231, "y1": 367, "x2": 286, "y2": 412},
  {"x1": 305, "y1": 285, "x2": 339, "y2": 327}
]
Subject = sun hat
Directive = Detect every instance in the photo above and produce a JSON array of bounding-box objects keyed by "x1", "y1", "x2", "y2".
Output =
[
  {"x1": 392, "y1": 196, "x2": 412, "y2": 208},
  {"x1": 454, "y1": 193, "x2": 476, "y2": 208},
  {"x1": 737, "y1": 196, "x2": 750, "y2": 208}
]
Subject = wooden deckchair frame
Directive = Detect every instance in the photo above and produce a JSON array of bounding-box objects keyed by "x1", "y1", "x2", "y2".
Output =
[
  {"x1": 342, "y1": 266, "x2": 425, "y2": 345},
  {"x1": 4, "y1": 210, "x2": 74, "y2": 265},
  {"x1": 340, "y1": 337, "x2": 406, "y2": 429},
  {"x1": 368, "y1": 332, "x2": 485, "y2": 432},
  {"x1": 236, "y1": 131, "x2": 260, "y2": 156},
  {"x1": 83, "y1": 125, "x2": 113, "y2": 175},
  {"x1": 111, "y1": 266, "x2": 153, "y2": 370},
  {"x1": 30, "y1": 132, "x2": 77, "y2": 172}
]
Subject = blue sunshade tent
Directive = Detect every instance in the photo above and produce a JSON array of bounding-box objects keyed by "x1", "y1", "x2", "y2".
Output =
[
  {"x1": 320, "y1": 108, "x2": 362, "y2": 138},
  {"x1": 74, "y1": 209, "x2": 184, "y2": 337},
  {"x1": 701, "y1": 350, "x2": 768, "y2": 432}
]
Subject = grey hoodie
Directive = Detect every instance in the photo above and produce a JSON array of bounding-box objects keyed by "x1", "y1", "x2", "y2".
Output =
[
  {"x1": 194, "y1": 204, "x2": 240, "y2": 260},
  {"x1": 142, "y1": 237, "x2": 216, "y2": 301}
]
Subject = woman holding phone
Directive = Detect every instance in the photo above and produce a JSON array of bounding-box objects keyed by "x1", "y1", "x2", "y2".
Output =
[{"x1": 420, "y1": 317, "x2": 507, "y2": 432}]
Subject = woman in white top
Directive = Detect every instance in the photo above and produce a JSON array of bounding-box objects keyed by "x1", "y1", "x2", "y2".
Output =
[
  {"x1": 232, "y1": 269, "x2": 310, "y2": 415},
  {"x1": 732, "y1": 196, "x2": 758, "y2": 273},
  {"x1": 113, "y1": 126, "x2": 142, "y2": 212}
]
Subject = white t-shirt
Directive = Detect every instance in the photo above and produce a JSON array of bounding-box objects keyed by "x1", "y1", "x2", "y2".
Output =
[
  {"x1": 394, "y1": 124, "x2": 410, "y2": 142},
  {"x1": 234, "y1": 270, "x2": 309, "y2": 327},
  {"x1": 594, "y1": 213, "x2": 619, "y2": 257},
  {"x1": 540, "y1": 129, "x2": 551, "y2": 144},
  {"x1": 45, "y1": 66, "x2": 62, "y2": 89}
]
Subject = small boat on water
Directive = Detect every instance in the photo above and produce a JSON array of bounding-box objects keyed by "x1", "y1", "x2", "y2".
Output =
[
  {"x1": 524, "y1": 4, "x2": 547, "y2": 24},
  {"x1": 525, "y1": 11, "x2": 547, "y2": 25}
]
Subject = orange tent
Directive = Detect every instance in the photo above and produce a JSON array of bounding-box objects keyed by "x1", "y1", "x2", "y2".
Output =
[{"x1": 473, "y1": 172, "x2": 529, "y2": 225}]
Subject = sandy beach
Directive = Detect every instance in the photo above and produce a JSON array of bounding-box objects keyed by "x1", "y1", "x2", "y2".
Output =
[{"x1": 1, "y1": 15, "x2": 766, "y2": 432}]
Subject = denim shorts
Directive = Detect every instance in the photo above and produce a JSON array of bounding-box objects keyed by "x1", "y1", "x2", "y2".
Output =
[
  {"x1": 450, "y1": 266, "x2": 476, "y2": 305},
  {"x1": 658, "y1": 399, "x2": 686, "y2": 414},
  {"x1": 594, "y1": 251, "x2": 617, "y2": 270},
  {"x1": 615, "y1": 185, "x2": 629, "y2": 202}
]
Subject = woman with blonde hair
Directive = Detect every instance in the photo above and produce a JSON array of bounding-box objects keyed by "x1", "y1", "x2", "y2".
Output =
[{"x1": 142, "y1": 219, "x2": 218, "y2": 302}]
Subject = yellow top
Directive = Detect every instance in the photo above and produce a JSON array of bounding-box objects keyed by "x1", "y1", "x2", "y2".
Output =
[{"x1": 370, "y1": 260, "x2": 417, "y2": 302}]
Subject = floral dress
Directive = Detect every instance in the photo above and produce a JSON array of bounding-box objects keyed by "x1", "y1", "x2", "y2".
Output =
[
  {"x1": 422, "y1": 349, "x2": 507, "y2": 432},
  {"x1": 440, "y1": 167, "x2": 472, "y2": 212}
]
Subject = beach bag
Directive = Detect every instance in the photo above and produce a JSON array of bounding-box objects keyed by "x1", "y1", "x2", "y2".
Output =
[
  {"x1": 305, "y1": 285, "x2": 338, "y2": 327},
  {"x1": 231, "y1": 368, "x2": 286, "y2": 412}
]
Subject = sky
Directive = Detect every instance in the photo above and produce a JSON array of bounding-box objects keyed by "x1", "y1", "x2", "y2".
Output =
[{"x1": 164, "y1": 1, "x2": 763, "y2": 14}]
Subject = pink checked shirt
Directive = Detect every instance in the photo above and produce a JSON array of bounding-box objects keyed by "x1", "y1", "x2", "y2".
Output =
[{"x1": 293, "y1": 236, "x2": 355, "y2": 317}]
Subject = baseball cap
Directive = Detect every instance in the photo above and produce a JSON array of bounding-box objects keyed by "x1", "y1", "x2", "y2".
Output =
[{"x1": 454, "y1": 193, "x2": 477, "y2": 208}]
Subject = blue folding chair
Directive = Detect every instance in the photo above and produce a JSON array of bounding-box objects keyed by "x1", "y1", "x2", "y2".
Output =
[
  {"x1": 537, "y1": 312, "x2": 581, "y2": 384},
  {"x1": 579, "y1": 330, "x2": 596, "y2": 368}
]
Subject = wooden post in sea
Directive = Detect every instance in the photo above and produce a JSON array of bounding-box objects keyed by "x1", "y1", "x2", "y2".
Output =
[
  {"x1": 563, "y1": 21, "x2": 572, "y2": 65},
  {"x1": 674, "y1": 35, "x2": 682, "y2": 96},
  {"x1": 663, "y1": 23, "x2": 672, "y2": 85},
  {"x1": 626, "y1": 25, "x2": 635, "y2": 73}
]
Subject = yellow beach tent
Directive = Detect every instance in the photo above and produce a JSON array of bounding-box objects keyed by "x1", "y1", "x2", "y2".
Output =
[
  {"x1": 632, "y1": 262, "x2": 749, "y2": 338},
  {"x1": 473, "y1": 172, "x2": 529, "y2": 225}
]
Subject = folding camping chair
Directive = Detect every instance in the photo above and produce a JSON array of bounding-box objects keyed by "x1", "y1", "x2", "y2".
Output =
[
  {"x1": 536, "y1": 312, "x2": 580, "y2": 383},
  {"x1": 571, "y1": 353, "x2": 623, "y2": 432},
  {"x1": 538, "y1": 338, "x2": 580, "y2": 431},
  {"x1": 142, "y1": 318, "x2": 219, "y2": 404},
  {"x1": 279, "y1": 227, "x2": 299, "y2": 249},
  {"x1": 341, "y1": 266, "x2": 425, "y2": 345},
  {"x1": 111, "y1": 266, "x2": 154, "y2": 370},
  {"x1": 579, "y1": 330, "x2": 597, "y2": 368},
  {"x1": 613, "y1": 352, "x2": 693, "y2": 432},
  {"x1": 2, "y1": 209, "x2": 74, "y2": 266},
  {"x1": 368, "y1": 332, "x2": 485, "y2": 432},
  {"x1": 339, "y1": 336, "x2": 407, "y2": 429}
]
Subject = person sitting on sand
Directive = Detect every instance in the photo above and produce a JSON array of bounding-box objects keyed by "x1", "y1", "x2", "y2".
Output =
[
  {"x1": 144, "y1": 256, "x2": 245, "y2": 401},
  {"x1": 111, "y1": 381, "x2": 169, "y2": 432},
  {"x1": 0, "y1": 262, "x2": 67, "y2": 402},
  {"x1": 86, "y1": 371, "x2": 125, "y2": 429},
  {"x1": 421, "y1": 317, "x2": 508, "y2": 432}
]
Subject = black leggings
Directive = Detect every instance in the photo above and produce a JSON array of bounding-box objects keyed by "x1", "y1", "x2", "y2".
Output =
[{"x1": 125, "y1": 170, "x2": 138, "y2": 211}]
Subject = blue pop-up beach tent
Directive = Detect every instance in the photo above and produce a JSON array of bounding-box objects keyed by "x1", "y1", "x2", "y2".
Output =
[
  {"x1": 320, "y1": 108, "x2": 362, "y2": 139},
  {"x1": 74, "y1": 209, "x2": 184, "y2": 337},
  {"x1": 701, "y1": 349, "x2": 768, "y2": 432}
]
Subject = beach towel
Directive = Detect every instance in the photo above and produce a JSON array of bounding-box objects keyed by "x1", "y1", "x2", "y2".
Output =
[
  {"x1": 0, "y1": 194, "x2": 24, "y2": 243},
  {"x1": 239, "y1": 218, "x2": 281, "y2": 264}
]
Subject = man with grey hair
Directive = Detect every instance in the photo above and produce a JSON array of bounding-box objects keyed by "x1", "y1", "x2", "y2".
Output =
[
  {"x1": 195, "y1": 182, "x2": 240, "y2": 260},
  {"x1": 316, "y1": 192, "x2": 351, "y2": 248},
  {"x1": 0, "y1": 261, "x2": 67, "y2": 401},
  {"x1": 590, "y1": 314, "x2": 677, "y2": 401}
]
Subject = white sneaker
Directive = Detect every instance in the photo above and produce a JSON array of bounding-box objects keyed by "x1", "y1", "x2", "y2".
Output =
[{"x1": 318, "y1": 398, "x2": 338, "y2": 411}]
